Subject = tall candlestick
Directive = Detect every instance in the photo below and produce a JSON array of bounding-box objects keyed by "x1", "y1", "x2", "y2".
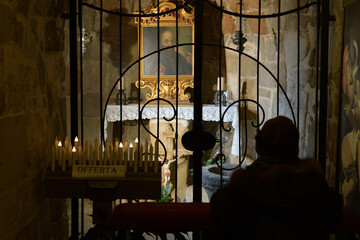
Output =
[
  {"x1": 117, "y1": 77, "x2": 125, "y2": 90},
  {"x1": 217, "y1": 77, "x2": 226, "y2": 90}
]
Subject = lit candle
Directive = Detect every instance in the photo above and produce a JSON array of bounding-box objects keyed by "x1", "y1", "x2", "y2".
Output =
[
  {"x1": 134, "y1": 137, "x2": 139, "y2": 171},
  {"x1": 217, "y1": 77, "x2": 226, "y2": 91},
  {"x1": 119, "y1": 142, "x2": 123, "y2": 164},
  {"x1": 129, "y1": 142, "x2": 134, "y2": 167},
  {"x1": 58, "y1": 141, "x2": 62, "y2": 166},
  {"x1": 74, "y1": 136, "x2": 79, "y2": 149},
  {"x1": 51, "y1": 146, "x2": 55, "y2": 171},
  {"x1": 72, "y1": 146, "x2": 77, "y2": 165}
]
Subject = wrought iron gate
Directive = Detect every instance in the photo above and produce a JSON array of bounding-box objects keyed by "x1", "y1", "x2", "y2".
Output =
[{"x1": 68, "y1": 0, "x2": 329, "y2": 238}]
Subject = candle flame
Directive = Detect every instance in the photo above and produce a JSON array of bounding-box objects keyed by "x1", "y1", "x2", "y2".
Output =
[
  {"x1": 72, "y1": 146, "x2": 76, "y2": 152},
  {"x1": 129, "y1": 143, "x2": 133, "y2": 148},
  {"x1": 119, "y1": 142, "x2": 123, "y2": 148},
  {"x1": 74, "y1": 136, "x2": 79, "y2": 142},
  {"x1": 135, "y1": 137, "x2": 139, "y2": 143},
  {"x1": 58, "y1": 141, "x2": 62, "y2": 147}
]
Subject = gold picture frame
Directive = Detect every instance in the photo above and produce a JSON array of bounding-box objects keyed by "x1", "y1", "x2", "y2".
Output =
[{"x1": 135, "y1": 0, "x2": 194, "y2": 101}]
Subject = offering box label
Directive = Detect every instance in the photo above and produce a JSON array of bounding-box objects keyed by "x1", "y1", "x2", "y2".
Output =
[{"x1": 72, "y1": 165, "x2": 125, "y2": 178}]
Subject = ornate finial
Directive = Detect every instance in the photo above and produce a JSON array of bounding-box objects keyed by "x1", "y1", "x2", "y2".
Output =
[{"x1": 232, "y1": 30, "x2": 247, "y2": 52}]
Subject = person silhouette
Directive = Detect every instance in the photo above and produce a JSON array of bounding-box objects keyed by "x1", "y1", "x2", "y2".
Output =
[{"x1": 210, "y1": 116, "x2": 342, "y2": 240}]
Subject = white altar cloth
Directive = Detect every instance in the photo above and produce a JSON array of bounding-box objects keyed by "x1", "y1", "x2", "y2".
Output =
[{"x1": 104, "y1": 104, "x2": 240, "y2": 156}]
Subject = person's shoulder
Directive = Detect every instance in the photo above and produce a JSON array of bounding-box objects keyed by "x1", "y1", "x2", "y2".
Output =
[
  {"x1": 230, "y1": 158, "x2": 323, "y2": 181},
  {"x1": 229, "y1": 168, "x2": 248, "y2": 184},
  {"x1": 295, "y1": 158, "x2": 323, "y2": 176}
]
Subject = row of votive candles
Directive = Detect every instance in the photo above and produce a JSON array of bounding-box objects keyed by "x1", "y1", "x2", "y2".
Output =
[{"x1": 51, "y1": 136, "x2": 160, "y2": 173}]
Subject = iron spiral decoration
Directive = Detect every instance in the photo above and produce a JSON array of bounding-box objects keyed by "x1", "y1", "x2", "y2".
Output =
[
  {"x1": 215, "y1": 99, "x2": 265, "y2": 171},
  {"x1": 139, "y1": 98, "x2": 177, "y2": 166}
]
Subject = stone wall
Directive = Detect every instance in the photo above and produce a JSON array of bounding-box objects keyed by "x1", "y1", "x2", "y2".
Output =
[
  {"x1": 220, "y1": 0, "x2": 319, "y2": 158},
  {"x1": 0, "y1": 0, "x2": 68, "y2": 239}
]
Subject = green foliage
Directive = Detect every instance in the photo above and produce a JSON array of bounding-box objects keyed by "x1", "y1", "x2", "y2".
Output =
[{"x1": 158, "y1": 184, "x2": 174, "y2": 202}]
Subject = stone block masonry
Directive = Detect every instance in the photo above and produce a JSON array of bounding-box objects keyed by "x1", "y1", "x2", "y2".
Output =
[{"x1": 0, "y1": 0, "x2": 68, "y2": 239}]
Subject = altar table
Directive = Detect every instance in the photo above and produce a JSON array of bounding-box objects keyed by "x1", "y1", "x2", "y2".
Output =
[{"x1": 104, "y1": 104, "x2": 243, "y2": 156}]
